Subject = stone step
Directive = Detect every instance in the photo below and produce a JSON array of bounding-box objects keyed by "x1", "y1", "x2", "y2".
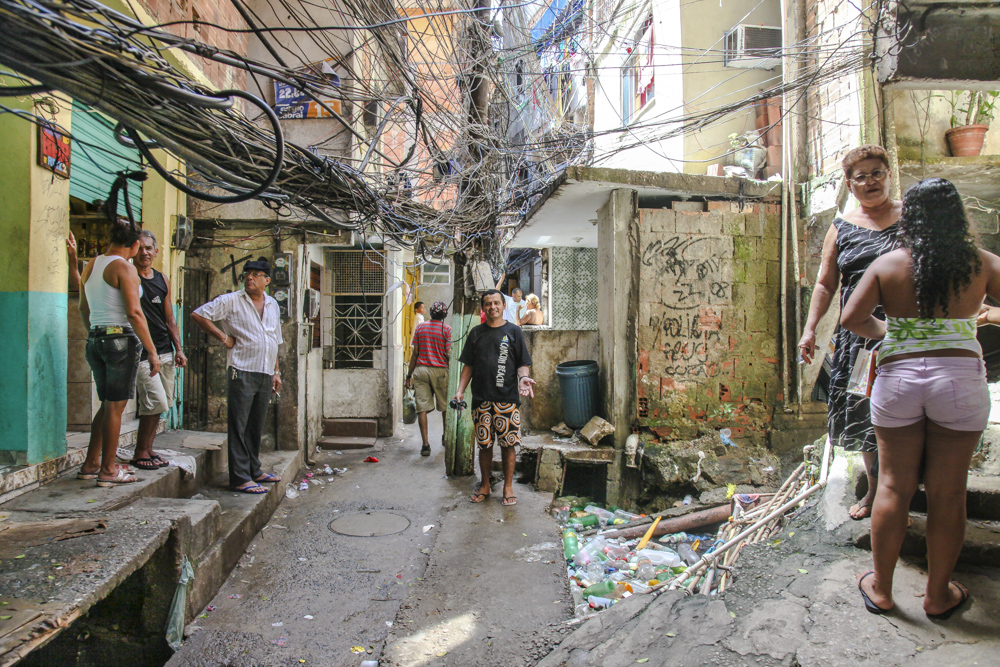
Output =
[
  {"x1": 855, "y1": 469, "x2": 1000, "y2": 522},
  {"x1": 322, "y1": 418, "x2": 378, "y2": 438},
  {"x1": 316, "y1": 435, "x2": 376, "y2": 450},
  {"x1": 852, "y1": 513, "x2": 1000, "y2": 567},
  {"x1": 0, "y1": 431, "x2": 301, "y2": 665}
]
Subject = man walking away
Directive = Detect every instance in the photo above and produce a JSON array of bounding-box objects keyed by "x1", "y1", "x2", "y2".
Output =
[
  {"x1": 78, "y1": 219, "x2": 161, "y2": 487},
  {"x1": 406, "y1": 301, "x2": 451, "y2": 456},
  {"x1": 455, "y1": 290, "x2": 535, "y2": 506},
  {"x1": 131, "y1": 231, "x2": 187, "y2": 470},
  {"x1": 191, "y1": 258, "x2": 283, "y2": 494}
]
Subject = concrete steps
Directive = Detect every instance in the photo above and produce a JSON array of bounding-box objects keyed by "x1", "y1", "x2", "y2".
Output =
[
  {"x1": 849, "y1": 468, "x2": 1000, "y2": 566},
  {"x1": 0, "y1": 430, "x2": 302, "y2": 665},
  {"x1": 319, "y1": 419, "x2": 378, "y2": 449}
]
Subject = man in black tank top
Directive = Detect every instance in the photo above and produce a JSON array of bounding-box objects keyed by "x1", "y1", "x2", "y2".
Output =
[{"x1": 132, "y1": 231, "x2": 187, "y2": 469}]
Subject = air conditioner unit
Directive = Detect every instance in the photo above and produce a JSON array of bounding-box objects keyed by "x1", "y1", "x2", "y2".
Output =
[
  {"x1": 723, "y1": 24, "x2": 782, "y2": 70},
  {"x1": 304, "y1": 288, "x2": 321, "y2": 319}
]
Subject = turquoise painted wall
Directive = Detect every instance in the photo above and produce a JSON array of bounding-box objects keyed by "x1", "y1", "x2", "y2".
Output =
[{"x1": 0, "y1": 291, "x2": 68, "y2": 459}]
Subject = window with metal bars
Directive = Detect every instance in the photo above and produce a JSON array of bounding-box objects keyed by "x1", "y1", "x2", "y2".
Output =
[{"x1": 323, "y1": 249, "x2": 386, "y2": 368}]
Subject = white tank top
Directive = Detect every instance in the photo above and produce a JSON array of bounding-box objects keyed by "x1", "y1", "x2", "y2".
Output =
[{"x1": 85, "y1": 255, "x2": 141, "y2": 327}]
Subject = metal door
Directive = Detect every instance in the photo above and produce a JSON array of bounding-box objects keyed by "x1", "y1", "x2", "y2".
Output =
[{"x1": 182, "y1": 268, "x2": 211, "y2": 430}]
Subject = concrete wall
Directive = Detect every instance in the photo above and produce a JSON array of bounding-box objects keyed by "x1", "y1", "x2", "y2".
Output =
[
  {"x1": 636, "y1": 204, "x2": 783, "y2": 447},
  {"x1": 892, "y1": 90, "x2": 1000, "y2": 160},
  {"x1": 520, "y1": 329, "x2": 600, "y2": 431}
]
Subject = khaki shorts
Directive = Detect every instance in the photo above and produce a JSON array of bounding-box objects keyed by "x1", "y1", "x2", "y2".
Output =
[
  {"x1": 136, "y1": 352, "x2": 176, "y2": 416},
  {"x1": 412, "y1": 364, "x2": 448, "y2": 413}
]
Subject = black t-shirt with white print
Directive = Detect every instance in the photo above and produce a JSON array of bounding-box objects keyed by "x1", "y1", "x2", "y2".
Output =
[{"x1": 458, "y1": 321, "x2": 532, "y2": 405}]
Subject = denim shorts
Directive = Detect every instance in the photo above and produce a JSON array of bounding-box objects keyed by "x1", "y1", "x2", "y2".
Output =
[
  {"x1": 871, "y1": 357, "x2": 990, "y2": 431},
  {"x1": 85, "y1": 327, "x2": 141, "y2": 402}
]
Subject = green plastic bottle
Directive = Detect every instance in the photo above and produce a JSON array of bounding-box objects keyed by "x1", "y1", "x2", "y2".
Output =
[
  {"x1": 570, "y1": 514, "x2": 599, "y2": 528},
  {"x1": 582, "y1": 579, "x2": 615, "y2": 599},
  {"x1": 563, "y1": 529, "x2": 579, "y2": 560}
]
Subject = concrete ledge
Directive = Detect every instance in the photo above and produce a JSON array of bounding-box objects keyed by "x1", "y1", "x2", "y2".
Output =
[
  {"x1": 184, "y1": 449, "x2": 301, "y2": 619},
  {"x1": 852, "y1": 514, "x2": 1000, "y2": 567}
]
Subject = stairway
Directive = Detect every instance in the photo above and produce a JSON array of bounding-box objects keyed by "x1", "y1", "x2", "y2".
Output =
[
  {"x1": 0, "y1": 430, "x2": 301, "y2": 665},
  {"x1": 317, "y1": 418, "x2": 377, "y2": 449}
]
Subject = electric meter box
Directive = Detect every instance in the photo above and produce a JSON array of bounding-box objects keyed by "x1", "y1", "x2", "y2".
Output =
[{"x1": 272, "y1": 253, "x2": 292, "y2": 285}]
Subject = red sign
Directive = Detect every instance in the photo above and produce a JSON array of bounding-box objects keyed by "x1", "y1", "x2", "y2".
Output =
[{"x1": 37, "y1": 124, "x2": 71, "y2": 178}]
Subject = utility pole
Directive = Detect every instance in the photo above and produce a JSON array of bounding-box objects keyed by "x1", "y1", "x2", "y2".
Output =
[{"x1": 445, "y1": 0, "x2": 492, "y2": 477}]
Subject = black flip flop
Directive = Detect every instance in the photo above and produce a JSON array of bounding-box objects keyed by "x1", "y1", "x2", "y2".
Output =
[
  {"x1": 150, "y1": 454, "x2": 170, "y2": 468},
  {"x1": 470, "y1": 491, "x2": 490, "y2": 503},
  {"x1": 130, "y1": 457, "x2": 159, "y2": 471},
  {"x1": 858, "y1": 571, "x2": 891, "y2": 614},
  {"x1": 420, "y1": 445, "x2": 431, "y2": 457},
  {"x1": 927, "y1": 581, "x2": 970, "y2": 620}
]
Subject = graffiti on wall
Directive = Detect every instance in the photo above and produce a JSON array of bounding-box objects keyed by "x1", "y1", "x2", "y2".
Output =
[{"x1": 641, "y1": 236, "x2": 731, "y2": 309}]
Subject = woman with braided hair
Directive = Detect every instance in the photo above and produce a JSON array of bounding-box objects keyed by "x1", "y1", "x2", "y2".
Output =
[{"x1": 841, "y1": 177, "x2": 1000, "y2": 619}]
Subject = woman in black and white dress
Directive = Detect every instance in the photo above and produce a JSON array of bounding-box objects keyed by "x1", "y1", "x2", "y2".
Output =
[{"x1": 797, "y1": 145, "x2": 902, "y2": 520}]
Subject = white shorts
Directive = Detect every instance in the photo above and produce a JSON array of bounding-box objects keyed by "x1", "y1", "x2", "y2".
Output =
[{"x1": 136, "y1": 352, "x2": 176, "y2": 416}]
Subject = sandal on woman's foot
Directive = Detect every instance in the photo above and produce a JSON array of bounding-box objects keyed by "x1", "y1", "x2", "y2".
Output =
[
  {"x1": 129, "y1": 457, "x2": 160, "y2": 471},
  {"x1": 96, "y1": 469, "x2": 139, "y2": 487},
  {"x1": 420, "y1": 445, "x2": 431, "y2": 457},
  {"x1": 254, "y1": 473, "x2": 280, "y2": 484},
  {"x1": 501, "y1": 495, "x2": 517, "y2": 506},
  {"x1": 858, "y1": 571, "x2": 891, "y2": 614},
  {"x1": 470, "y1": 491, "x2": 490, "y2": 503},
  {"x1": 77, "y1": 469, "x2": 99, "y2": 480},
  {"x1": 150, "y1": 454, "x2": 170, "y2": 468},
  {"x1": 233, "y1": 482, "x2": 268, "y2": 494},
  {"x1": 927, "y1": 581, "x2": 970, "y2": 620},
  {"x1": 849, "y1": 501, "x2": 873, "y2": 520}
]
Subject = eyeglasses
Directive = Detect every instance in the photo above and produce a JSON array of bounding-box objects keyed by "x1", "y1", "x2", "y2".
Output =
[
  {"x1": 245, "y1": 271, "x2": 269, "y2": 279},
  {"x1": 849, "y1": 169, "x2": 888, "y2": 186}
]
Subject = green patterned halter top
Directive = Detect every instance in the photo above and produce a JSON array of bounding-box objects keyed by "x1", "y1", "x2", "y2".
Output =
[{"x1": 878, "y1": 317, "x2": 982, "y2": 363}]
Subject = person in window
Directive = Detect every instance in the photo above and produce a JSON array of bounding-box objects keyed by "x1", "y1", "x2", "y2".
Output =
[
  {"x1": 797, "y1": 144, "x2": 901, "y2": 521},
  {"x1": 518, "y1": 294, "x2": 544, "y2": 326},
  {"x1": 841, "y1": 178, "x2": 998, "y2": 619},
  {"x1": 495, "y1": 273, "x2": 526, "y2": 325},
  {"x1": 413, "y1": 301, "x2": 426, "y2": 327}
]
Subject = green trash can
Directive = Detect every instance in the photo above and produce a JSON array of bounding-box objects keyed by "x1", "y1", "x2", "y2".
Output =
[{"x1": 556, "y1": 360, "x2": 599, "y2": 429}]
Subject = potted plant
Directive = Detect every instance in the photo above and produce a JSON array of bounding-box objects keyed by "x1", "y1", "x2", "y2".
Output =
[
  {"x1": 729, "y1": 131, "x2": 766, "y2": 176},
  {"x1": 940, "y1": 90, "x2": 998, "y2": 156}
]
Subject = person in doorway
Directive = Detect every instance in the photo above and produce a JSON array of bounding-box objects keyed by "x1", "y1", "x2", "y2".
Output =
[
  {"x1": 518, "y1": 293, "x2": 544, "y2": 326},
  {"x1": 191, "y1": 258, "x2": 283, "y2": 494},
  {"x1": 129, "y1": 230, "x2": 187, "y2": 470},
  {"x1": 797, "y1": 144, "x2": 901, "y2": 520},
  {"x1": 455, "y1": 289, "x2": 535, "y2": 506},
  {"x1": 841, "y1": 178, "x2": 998, "y2": 619},
  {"x1": 495, "y1": 274, "x2": 526, "y2": 325},
  {"x1": 413, "y1": 301, "x2": 426, "y2": 327},
  {"x1": 405, "y1": 301, "x2": 451, "y2": 456},
  {"x1": 78, "y1": 219, "x2": 161, "y2": 487}
]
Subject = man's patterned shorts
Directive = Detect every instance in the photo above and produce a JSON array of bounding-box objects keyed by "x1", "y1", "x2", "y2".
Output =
[{"x1": 472, "y1": 401, "x2": 521, "y2": 449}]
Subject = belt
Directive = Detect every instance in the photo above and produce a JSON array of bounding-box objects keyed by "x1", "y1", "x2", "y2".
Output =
[{"x1": 90, "y1": 325, "x2": 134, "y2": 335}]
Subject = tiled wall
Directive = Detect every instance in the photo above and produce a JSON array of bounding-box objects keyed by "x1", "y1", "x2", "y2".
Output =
[{"x1": 550, "y1": 246, "x2": 598, "y2": 330}]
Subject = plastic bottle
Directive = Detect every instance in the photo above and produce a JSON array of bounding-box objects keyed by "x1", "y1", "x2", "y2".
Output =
[
  {"x1": 636, "y1": 548, "x2": 681, "y2": 568},
  {"x1": 613, "y1": 581, "x2": 634, "y2": 598},
  {"x1": 585, "y1": 560, "x2": 605, "y2": 582},
  {"x1": 588, "y1": 596, "x2": 614, "y2": 610},
  {"x1": 677, "y1": 543, "x2": 700, "y2": 566},
  {"x1": 574, "y1": 603, "x2": 591, "y2": 618},
  {"x1": 614, "y1": 509, "x2": 639, "y2": 523},
  {"x1": 569, "y1": 513, "x2": 599, "y2": 528},
  {"x1": 629, "y1": 580, "x2": 652, "y2": 595},
  {"x1": 562, "y1": 529, "x2": 579, "y2": 560},
  {"x1": 604, "y1": 543, "x2": 629, "y2": 560},
  {"x1": 635, "y1": 557, "x2": 656, "y2": 581},
  {"x1": 581, "y1": 579, "x2": 615, "y2": 599},
  {"x1": 584, "y1": 505, "x2": 615, "y2": 526}
]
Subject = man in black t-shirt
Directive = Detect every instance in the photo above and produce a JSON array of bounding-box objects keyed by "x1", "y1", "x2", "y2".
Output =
[
  {"x1": 133, "y1": 231, "x2": 187, "y2": 470},
  {"x1": 456, "y1": 289, "x2": 535, "y2": 506}
]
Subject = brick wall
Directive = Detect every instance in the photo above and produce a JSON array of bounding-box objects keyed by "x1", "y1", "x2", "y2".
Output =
[
  {"x1": 636, "y1": 204, "x2": 783, "y2": 446},
  {"x1": 137, "y1": 0, "x2": 248, "y2": 89},
  {"x1": 804, "y1": 0, "x2": 864, "y2": 177}
]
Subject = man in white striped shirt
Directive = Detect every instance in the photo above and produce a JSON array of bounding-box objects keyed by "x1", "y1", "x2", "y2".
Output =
[{"x1": 192, "y1": 258, "x2": 283, "y2": 494}]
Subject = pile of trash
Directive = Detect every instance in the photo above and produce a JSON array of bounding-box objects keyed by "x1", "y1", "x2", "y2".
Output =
[
  {"x1": 284, "y1": 463, "x2": 349, "y2": 499},
  {"x1": 552, "y1": 497, "x2": 715, "y2": 618},
  {"x1": 552, "y1": 439, "x2": 831, "y2": 620}
]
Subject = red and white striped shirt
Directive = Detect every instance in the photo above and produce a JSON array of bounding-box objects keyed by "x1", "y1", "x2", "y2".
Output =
[{"x1": 412, "y1": 320, "x2": 451, "y2": 368}]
